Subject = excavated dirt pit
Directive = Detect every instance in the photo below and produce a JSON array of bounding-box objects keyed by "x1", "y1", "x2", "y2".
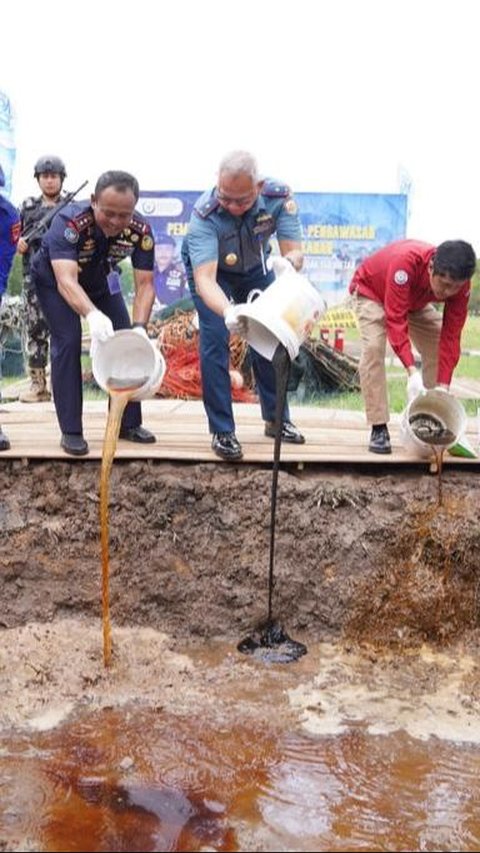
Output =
[
  {"x1": 2, "y1": 461, "x2": 480, "y2": 851},
  {"x1": 2, "y1": 460, "x2": 480, "y2": 722}
]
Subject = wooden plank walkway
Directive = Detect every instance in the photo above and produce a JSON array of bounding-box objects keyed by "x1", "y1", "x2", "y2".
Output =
[{"x1": 0, "y1": 399, "x2": 478, "y2": 466}]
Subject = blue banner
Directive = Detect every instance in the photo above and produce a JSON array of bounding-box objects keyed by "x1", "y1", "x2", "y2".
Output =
[
  {"x1": 0, "y1": 91, "x2": 16, "y2": 199},
  {"x1": 138, "y1": 190, "x2": 407, "y2": 307},
  {"x1": 296, "y1": 192, "x2": 407, "y2": 306},
  {"x1": 137, "y1": 192, "x2": 199, "y2": 308}
]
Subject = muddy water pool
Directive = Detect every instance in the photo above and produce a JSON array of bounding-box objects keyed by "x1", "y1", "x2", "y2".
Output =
[{"x1": 1, "y1": 630, "x2": 480, "y2": 852}]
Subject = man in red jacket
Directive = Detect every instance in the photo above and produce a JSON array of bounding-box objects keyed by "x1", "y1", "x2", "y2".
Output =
[{"x1": 348, "y1": 239, "x2": 476, "y2": 454}]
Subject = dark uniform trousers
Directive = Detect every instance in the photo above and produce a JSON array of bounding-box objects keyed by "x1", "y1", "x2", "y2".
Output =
[
  {"x1": 36, "y1": 285, "x2": 142, "y2": 435},
  {"x1": 192, "y1": 277, "x2": 291, "y2": 435}
]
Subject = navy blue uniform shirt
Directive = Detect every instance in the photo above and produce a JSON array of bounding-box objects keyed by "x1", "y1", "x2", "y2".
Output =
[{"x1": 32, "y1": 201, "x2": 154, "y2": 296}]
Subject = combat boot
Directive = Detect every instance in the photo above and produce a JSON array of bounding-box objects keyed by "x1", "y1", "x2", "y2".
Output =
[{"x1": 19, "y1": 367, "x2": 51, "y2": 403}]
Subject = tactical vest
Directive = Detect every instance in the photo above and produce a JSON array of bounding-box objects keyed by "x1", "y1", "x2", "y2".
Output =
[{"x1": 21, "y1": 192, "x2": 68, "y2": 272}]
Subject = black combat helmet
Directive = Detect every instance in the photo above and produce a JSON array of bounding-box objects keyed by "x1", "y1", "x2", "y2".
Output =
[{"x1": 34, "y1": 155, "x2": 67, "y2": 179}]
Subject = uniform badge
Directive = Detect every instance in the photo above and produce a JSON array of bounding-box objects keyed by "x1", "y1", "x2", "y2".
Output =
[
  {"x1": 225, "y1": 253, "x2": 238, "y2": 266},
  {"x1": 64, "y1": 226, "x2": 79, "y2": 244},
  {"x1": 394, "y1": 269, "x2": 408, "y2": 285},
  {"x1": 284, "y1": 199, "x2": 298, "y2": 214},
  {"x1": 141, "y1": 235, "x2": 154, "y2": 251},
  {"x1": 131, "y1": 233, "x2": 139, "y2": 242},
  {"x1": 123, "y1": 228, "x2": 131, "y2": 236}
]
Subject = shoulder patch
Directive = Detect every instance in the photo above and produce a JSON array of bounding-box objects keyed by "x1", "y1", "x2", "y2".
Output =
[
  {"x1": 11, "y1": 221, "x2": 21, "y2": 244},
  {"x1": 394, "y1": 269, "x2": 409, "y2": 285},
  {"x1": 141, "y1": 235, "x2": 154, "y2": 251},
  {"x1": 284, "y1": 199, "x2": 298, "y2": 214},
  {"x1": 64, "y1": 224, "x2": 79, "y2": 244}
]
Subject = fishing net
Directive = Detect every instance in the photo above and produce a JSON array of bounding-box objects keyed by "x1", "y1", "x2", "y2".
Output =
[
  {"x1": 147, "y1": 302, "x2": 257, "y2": 402},
  {"x1": 290, "y1": 339, "x2": 361, "y2": 397},
  {"x1": 146, "y1": 300, "x2": 360, "y2": 402}
]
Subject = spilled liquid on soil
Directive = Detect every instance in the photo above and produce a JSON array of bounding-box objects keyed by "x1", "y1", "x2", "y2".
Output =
[
  {"x1": 238, "y1": 344, "x2": 306, "y2": 664},
  {"x1": 2, "y1": 703, "x2": 480, "y2": 852},
  {"x1": 100, "y1": 379, "x2": 145, "y2": 667}
]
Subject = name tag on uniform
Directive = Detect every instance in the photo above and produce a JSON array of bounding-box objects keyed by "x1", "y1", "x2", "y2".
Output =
[{"x1": 107, "y1": 270, "x2": 121, "y2": 294}]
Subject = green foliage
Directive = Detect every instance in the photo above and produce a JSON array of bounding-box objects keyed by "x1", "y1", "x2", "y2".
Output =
[
  {"x1": 460, "y1": 315, "x2": 480, "y2": 351},
  {"x1": 119, "y1": 259, "x2": 134, "y2": 302},
  {"x1": 470, "y1": 262, "x2": 480, "y2": 315},
  {"x1": 6, "y1": 254, "x2": 23, "y2": 296}
]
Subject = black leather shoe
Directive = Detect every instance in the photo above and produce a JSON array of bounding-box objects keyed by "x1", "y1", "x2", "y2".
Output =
[
  {"x1": 119, "y1": 425, "x2": 156, "y2": 443},
  {"x1": 211, "y1": 431, "x2": 243, "y2": 460},
  {"x1": 369, "y1": 424, "x2": 392, "y2": 454},
  {"x1": 61, "y1": 433, "x2": 89, "y2": 456},
  {"x1": 264, "y1": 420, "x2": 305, "y2": 444},
  {"x1": 0, "y1": 427, "x2": 11, "y2": 451}
]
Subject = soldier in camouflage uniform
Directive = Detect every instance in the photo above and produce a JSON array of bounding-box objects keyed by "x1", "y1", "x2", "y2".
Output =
[{"x1": 17, "y1": 155, "x2": 69, "y2": 402}]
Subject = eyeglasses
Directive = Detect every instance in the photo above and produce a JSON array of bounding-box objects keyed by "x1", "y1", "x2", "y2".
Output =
[{"x1": 216, "y1": 189, "x2": 257, "y2": 208}]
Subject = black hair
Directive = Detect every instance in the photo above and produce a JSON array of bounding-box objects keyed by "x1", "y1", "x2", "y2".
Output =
[
  {"x1": 94, "y1": 170, "x2": 139, "y2": 201},
  {"x1": 433, "y1": 240, "x2": 477, "y2": 281}
]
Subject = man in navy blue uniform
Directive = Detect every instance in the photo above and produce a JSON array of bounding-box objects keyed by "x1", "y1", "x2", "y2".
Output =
[
  {"x1": 32, "y1": 170, "x2": 157, "y2": 456},
  {"x1": 0, "y1": 163, "x2": 20, "y2": 450},
  {"x1": 182, "y1": 150, "x2": 305, "y2": 461},
  {"x1": 153, "y1": 232, "x2": 187, "y2": 307}
]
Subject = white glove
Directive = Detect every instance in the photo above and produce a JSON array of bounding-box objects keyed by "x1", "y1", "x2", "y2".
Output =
[
  {"x1": 87, "y1": 309, "x2": 114, "y2": 343},
  {"x1": 407, "y1": 370, "x2": 425, "y2": 402},
  {"x1": 223, "y1": 304, "x2": 248, "y2": 336},
  {"x1": 132, "y1": 324, "x2": 149, "y2": 339}
]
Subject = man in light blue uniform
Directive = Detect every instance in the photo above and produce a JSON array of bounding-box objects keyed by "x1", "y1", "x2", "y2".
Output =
[
  {"x1": 0, "y1": 163, "x2": 20, "y2": 450},
  {"x1": 182, "y1": 150, "x2": 305, "y2": 461}
]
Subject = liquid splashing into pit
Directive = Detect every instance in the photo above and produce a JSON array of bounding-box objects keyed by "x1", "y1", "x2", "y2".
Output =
[
  {"x1": 100, "y1": 376, "x2": 148, "y2": 667},
  {"x1": 409, "y1": 412, "x2": 455, "y2": 507},
  {"x1": 237, "y1": 343, "x2": 307, "y2": 664}
]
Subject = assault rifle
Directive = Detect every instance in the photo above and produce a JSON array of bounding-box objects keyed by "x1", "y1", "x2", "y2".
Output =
[{"x1": 22, "y1": 179, "x2": 89, "y2": 246}]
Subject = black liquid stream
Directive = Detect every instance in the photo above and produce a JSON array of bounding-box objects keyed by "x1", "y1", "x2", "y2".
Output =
[
  {"x1": 267, "y1": 344, "x2": 291, "y2": 620},
  {"x1": 238, "y1": 343, "x2": 307, "y2": 663}
]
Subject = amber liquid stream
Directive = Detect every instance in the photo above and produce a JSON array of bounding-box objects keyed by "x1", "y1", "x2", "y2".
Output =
[{"x1": 100, "y1": 380, "x2": 145, "y2": 667}]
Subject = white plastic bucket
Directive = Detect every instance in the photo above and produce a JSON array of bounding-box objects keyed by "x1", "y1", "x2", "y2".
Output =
[
  {"x1": 400, "y1": 389, "x2": 467, "y2": 458},
  {"x1": 92, "y1": 329, "x2": 166, "y2": 401},
  {"x1": 237, "y1": 268, "x2": 326, "y2": 361}
]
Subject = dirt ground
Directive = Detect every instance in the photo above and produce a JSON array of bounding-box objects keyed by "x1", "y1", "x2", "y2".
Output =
[{"x1": 1, "y1": 459, "x2": 480, "y2": 733}]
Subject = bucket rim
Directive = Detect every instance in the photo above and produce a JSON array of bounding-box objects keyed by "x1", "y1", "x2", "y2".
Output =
[
  {"x1": 238, "y1": 309, "x2": 300, "y2": 359},
  {"x1": 91, "y1": 329, "x2": 165, "y2": 400},
  {"x1": 403, "y1": 388, "x2": 467, "y2": 452}
]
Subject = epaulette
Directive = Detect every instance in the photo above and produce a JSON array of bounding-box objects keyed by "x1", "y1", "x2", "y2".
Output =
[
  {"x1": 72, "y1": 209, "x2": 95, "y2": 232},
  {"x1": 261, "y1": 180, "x2": 291, "y2": 198},
  {"x1": 130, "y1": 212, "x2": 150, "y2": 236},
  {"x1": 195, "y1": 196, "x2": 220, "y2": 219}
]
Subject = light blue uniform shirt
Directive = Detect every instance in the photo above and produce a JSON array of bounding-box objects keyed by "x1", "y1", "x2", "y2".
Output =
[{"x1": 182, "y1": 179, "x2": 302, "y2": 292}]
